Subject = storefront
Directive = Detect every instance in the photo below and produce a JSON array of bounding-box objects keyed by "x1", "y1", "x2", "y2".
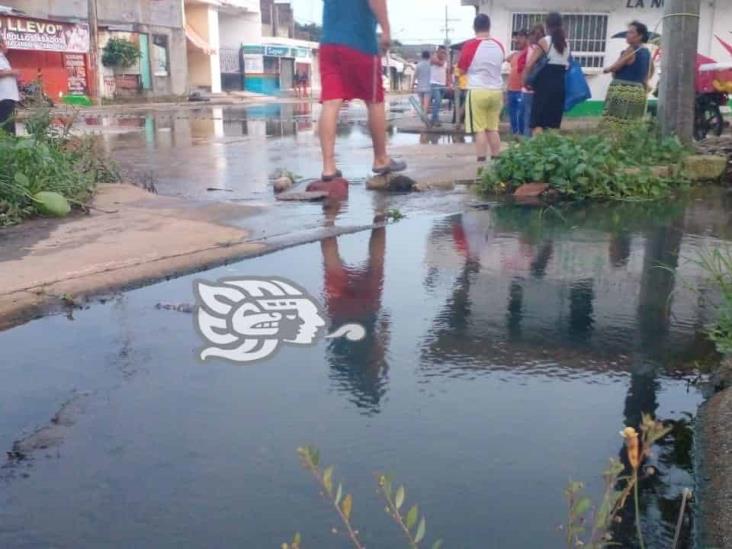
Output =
[
  {"x1": 0, "y1": 13, "x2": 91, "y2": 105},
  {"x1": 243, "y1": 38, "x2": 318, "y2": 95},
  {"x1": 464, "y1": 0, "x2": 732, "y2": 114}
]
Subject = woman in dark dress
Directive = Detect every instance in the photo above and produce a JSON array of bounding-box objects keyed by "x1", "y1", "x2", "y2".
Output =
[
  {"x1": 602, "y1": 21, "x2": 652, "y2": 125},
  {"x1": 523, "y1": 12, "x2": 570, "y2": 134}
]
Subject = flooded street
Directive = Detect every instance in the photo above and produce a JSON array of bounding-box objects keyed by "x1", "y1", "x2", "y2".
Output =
[
  {"x1": 86, "y1": 100, "x2": 472, "y2": 239},
  {"x1": 2, "y1": 191, "x2": 731, "y2": 547}
]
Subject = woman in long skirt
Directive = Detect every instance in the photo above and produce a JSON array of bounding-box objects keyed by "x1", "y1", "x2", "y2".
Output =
[{"x1": 602, "y1": 21, "x2": 653, "y2": 126}]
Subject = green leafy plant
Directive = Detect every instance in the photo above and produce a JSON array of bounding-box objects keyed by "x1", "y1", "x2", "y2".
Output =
[
  {"x1": 378, "y1": 474, "x2": 442, "y2": 549},
  {"x1": 696, "y1": 247, "x2": 732, "y2": 355},
  {"x1": 101, "y1": 38, "x2": 141, "y2": 70},
  {"x1": 281, "y1": 532, "x2": 302, "y2": 549},
  {"x1": 480, "y1": 124, "x2": 689, "y2": 201},
  {"x1": 297, "y1": 446, "x2": 364, "y2": 549},
  {"x1": 295, "y1": 447, "x2": 442, "y2": 548},
  {"x1": 0, "y1": 108, "x2": 118, "y2": 226},
  {"x1": 565, "y1": 414, "x2": 674, "y2": 549},
  {"x1": 386, "y1": 208, "x2": 405, "y2": 222}
]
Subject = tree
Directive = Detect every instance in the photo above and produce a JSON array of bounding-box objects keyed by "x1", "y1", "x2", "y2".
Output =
[{"x1": 294, "y1": 22, "x2": 322, "y2": 42}]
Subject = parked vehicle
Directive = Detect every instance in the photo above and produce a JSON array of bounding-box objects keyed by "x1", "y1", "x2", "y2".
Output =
[{"x1": 695, "y1": 61, "x2": 732, "y2": 140}]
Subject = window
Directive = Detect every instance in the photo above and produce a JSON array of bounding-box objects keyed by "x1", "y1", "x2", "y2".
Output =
[
  {"x1": 511, "y1": 13, "x2": 608, "y2": 69},
  {"x1": 152, "y1": 34, "x2": 169, "y2": 76}
]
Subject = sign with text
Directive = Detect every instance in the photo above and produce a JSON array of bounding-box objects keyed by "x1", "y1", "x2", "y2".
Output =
[
  {"x1": 626, "y1": 0, "x2": 664, "y2": 7},
  {"x1": 0, "y1": 16, "x2": 89, "y2": 53},
  {"x1": 64, "y1": 53, "x2": 88, "y2": 95}
]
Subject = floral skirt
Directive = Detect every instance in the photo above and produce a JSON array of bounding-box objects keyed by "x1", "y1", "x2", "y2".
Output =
[{"x1": 602, "y1": 80, "x2": 648, "y2": 126}]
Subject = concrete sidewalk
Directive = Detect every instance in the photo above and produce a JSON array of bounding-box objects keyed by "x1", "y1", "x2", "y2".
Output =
[
  {"x1": 0, "y1": 142, "x2": 482, "y2": 330},
  {"x1": 0, "y1": 185, "x2": 264, "y2": 330}
]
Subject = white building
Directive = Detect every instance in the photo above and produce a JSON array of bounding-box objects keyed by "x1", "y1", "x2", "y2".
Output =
[
  {"x1": 463, "y1": 0, "x2": 732, "y2": 114},
  {"x1": 185, "y1": 0, "x2": 262, "y2": 94}
]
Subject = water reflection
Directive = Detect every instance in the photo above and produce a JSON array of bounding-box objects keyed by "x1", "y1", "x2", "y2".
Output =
[
  {"x1": 422, "y1": 202, "x2": 723, "y2": 374},
  {"x1": 417, "y1": 200, "x2": 722, "y2": 546},
  {"x1": 322, "y1": 226, "x2": 390, "y2": 414}
]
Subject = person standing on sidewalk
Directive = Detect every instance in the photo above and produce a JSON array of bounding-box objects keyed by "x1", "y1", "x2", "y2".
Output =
[
  {"x1": 518, "y1": 24, "x2": 545, "y2": 138},
  {"x1": 506, "y1": 30, "x2": 528, "y2": 136},
  {"x1": 414, "y1": 50, "x2": 432, "y2": 113},
  {"x1": 429, "y1": 46, "x2": 449, "y2": 127},
  {"x1": 0, "y1": 36, "x2": 20, "y2": 136},
  {"x1": 459, "y1": 14, "x2": 505, "y2": 161},
  {"x1": 524, "y1": 12, "x2": 570, "y2": 134},
  {"x1": 318, "y1": 0, "x2": 406, "y2": 181}
]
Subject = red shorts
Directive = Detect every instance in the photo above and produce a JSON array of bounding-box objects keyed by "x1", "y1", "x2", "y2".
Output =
[{"x1": 320, "y1": 44, "x2": 385, "y2": 104}]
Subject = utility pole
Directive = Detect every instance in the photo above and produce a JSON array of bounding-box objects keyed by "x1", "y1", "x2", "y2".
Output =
[
  {"x1": 440, "y1": 3, "x2": 459, "y2": 48},
  {"x1": 87, "y1": 0, "x2": 101, "y2": 105},
  {"x1": 658, "y1": 0, "x2": 700, "y2": 144}
]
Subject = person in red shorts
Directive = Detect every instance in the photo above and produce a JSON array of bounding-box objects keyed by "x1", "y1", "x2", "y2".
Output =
[{"x1": 319, "y1": 0, "x2": 406, "y2": 181}]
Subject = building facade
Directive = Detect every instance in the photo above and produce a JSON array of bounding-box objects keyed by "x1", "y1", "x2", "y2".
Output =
[
  {"x1": 0, "y1": 9, "x2": 91, "y2": 104},
  {"x1": 184, "y1": 0, "x2": 262, "y2": 94},
  {"x1": 2, "y1": 0, "x2": 188, "y2": 100},
  {"x1": 463, "y1": 0, "x2": 732, "y2": 113},
  {"x1": 241, "y1": 0, "x2": 318, "y2": 95},
  {"x1": 242, "y1": 37, "x2": 318, "y2": 94}
]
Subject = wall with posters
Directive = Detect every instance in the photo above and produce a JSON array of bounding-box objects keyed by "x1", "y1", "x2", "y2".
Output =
[
  {"x1": 0, "y1": 14, "x2": 90, "y2": 102},
  {"x1": 0, "y1": 0, "x2": 188, "y2": 97}
]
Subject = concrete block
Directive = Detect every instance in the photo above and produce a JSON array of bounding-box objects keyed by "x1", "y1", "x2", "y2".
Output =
[{"x1": 682, "y1": 155, "x2": 728, "y2": 181}]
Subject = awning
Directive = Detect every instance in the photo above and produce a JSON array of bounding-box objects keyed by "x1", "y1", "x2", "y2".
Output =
[
  {"x1": 717, "y1": 34, "x2": 732, "y2": 58},
  {"x1": 185, "y1": 23, "x2": 215, "y2": 55}
]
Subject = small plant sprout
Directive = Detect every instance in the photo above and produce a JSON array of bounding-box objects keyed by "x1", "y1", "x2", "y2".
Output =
[
  {"x1": 565, "y1": 414, "x2": 676, "y2": 549},
  {"x1": 385, "y1": 208, "x2": 405, "y2": 222},
  {"x1": 377, "y1": 474, "x2": 442, "y2": 549},
  {"x1": 281, "y1": 532, "x2": 302, "y2": 549},
  {"x1": 297, "y1": 446, "x2": 364, "y2": 549},
  {"x1": 696, "y1": 246, "x2": 732, "y2": 355}
]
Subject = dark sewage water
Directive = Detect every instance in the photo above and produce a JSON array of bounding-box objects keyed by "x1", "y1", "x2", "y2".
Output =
[{"x1": 1, "y1": 193, "x2": 731, "y2": 548}]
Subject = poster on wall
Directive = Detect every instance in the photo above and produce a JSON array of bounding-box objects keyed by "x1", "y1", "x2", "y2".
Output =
[
  {"x1": 64, "y1": 53, "x2": 88, "y2": 95},
  {"x1": 0, "y1": 16, "x2": 89, "y2": 53},
  {"x1": 243, "y1": 54, "x2": 264, "y2": 73}
]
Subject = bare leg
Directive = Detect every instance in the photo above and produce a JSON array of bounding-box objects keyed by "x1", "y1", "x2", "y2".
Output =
[
  {"x1": 475, "y1": 130, "x2": 489, "y2": 160},
  {"x1": 421, "y1": 94, "x2": 430, "y2": 112},
  {"x1": 487, "y1": 130, "x2": 501, "y2": 157},
  {"x1": 532, "y1": 127, "x2": 543, "y2": 136},
  {"x1": 367, "y1": 101, "x2": 390, "y2": 169},
  {"x1": 319, "y1": 99, "x2": 344, "y2": 175}
]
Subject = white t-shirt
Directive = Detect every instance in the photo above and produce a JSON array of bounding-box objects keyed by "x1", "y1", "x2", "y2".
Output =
[
  {"x1": 460, "y1": 38, "x2": 505, "y2": 90},
  {"x1": 430, "y1": 61, "x2": 447, "y2": 86},
  {"x1": 544, "y1": 36, "x2": 570, "y2": 67},
  {"x1": 0, "y1": 53, "x2": 19, "y2": 102}
]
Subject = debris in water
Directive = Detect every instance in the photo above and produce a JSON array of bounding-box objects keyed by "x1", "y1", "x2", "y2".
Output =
[{"x1": 155, "y1": 302, "x2": 195, "y2": 314}]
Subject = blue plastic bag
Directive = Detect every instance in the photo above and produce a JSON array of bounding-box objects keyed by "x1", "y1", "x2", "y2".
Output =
[{"x1": 564, "y1": 57, "x2": 591, "y2": 112}]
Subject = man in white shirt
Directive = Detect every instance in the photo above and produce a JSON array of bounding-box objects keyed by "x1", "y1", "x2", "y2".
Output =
[
  {"x1": 429, "y1": 45, "x2": 448, "y2": 127},
  {"x1": 0, "y1": 36, "x2": 20, "y2": 135}
]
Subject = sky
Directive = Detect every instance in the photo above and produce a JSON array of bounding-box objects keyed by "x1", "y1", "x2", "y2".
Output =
[{"x1": 288, "y1": 0, "x2": 476, "y2": 44}]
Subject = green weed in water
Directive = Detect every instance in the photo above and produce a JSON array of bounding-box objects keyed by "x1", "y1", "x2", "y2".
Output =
[
  {"x1": 0, "y1": 108, "x2": 119, "y2": 226},
  {"x1": 696, "y1": 247, "x2": 732, "y2": 355},
  {"x1": 565, "y1": 414, "x2": 674, "y2": 549},
  {"x1": 480, "y1": 123, "x2": 689, "y2": 201},
  {"x1": 294, "y1": 446, "x2": 441, "y2": 549}
]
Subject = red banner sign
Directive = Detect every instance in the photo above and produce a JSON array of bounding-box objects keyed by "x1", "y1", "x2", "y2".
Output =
[
  {"x1": 0, "y1": 16, "x2": 89, "y2": 53},
  {"x1": 64, "y1": 53, "x2": 88, "y2": 95}
]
